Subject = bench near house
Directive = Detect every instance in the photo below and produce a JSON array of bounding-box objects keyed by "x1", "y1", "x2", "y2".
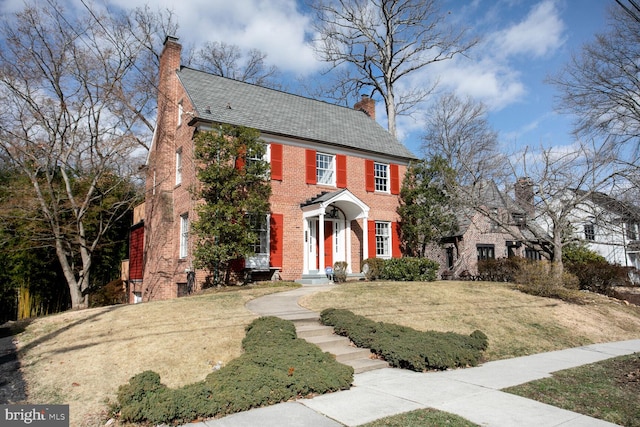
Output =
[{"x1": 127, "y1": 36, "x2": 417, "y2": 302}]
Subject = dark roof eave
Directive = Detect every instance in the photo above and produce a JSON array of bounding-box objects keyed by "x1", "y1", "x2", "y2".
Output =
[{"x1": 188, "y1": 117, "x2": 418, "y2": 163}]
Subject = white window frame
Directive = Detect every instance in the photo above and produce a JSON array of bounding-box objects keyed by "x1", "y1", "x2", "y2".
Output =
[
  {"x1": 179, "y1": 213, "x2": 189, "y2": 259},
  {"x1": 584, "y1": 223, "x2": 595, "y2": 241},
  {"x1": 178, "y1": 102, "x2": 183, "y2": 127},
  {"x1": 375, "y1": 221, "x2": 391, "y2": 258},
  {"x1": 175, "y1": 148, "x2": 182, "y2": 186},
  {"x1": 316, "y1": 152, "x2": 335, "y2": 186},
  {"x1": 374, "y1": 162, "x2": 389, "y2": 192}
]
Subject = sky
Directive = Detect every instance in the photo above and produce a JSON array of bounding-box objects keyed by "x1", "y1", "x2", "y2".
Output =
[{"x1": 0, "y1": 0, "x2": 612, "y2": 157}]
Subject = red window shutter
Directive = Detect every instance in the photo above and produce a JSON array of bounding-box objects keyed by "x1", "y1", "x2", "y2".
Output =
[
  {"x1": 270, "y1": 143, "x2": 283, "y2": 181},
  {"x1": 128, "y1": 224, "x2": 144, "y2": 280},
  {"x1": 365, "y1": 159, "x2": 375, "y2": 192},
  {"x1": 305, "y1": 149, "x2": 316, "y2": 184},
  {"x1": 336, "y1": 154, "x2": 347, "y2": 188},
  {"x1": 390, "y1": 164, "x2": 400, "y2": 195},
  {"x1": 368, "y1": 220, "x2": 376, "y2": 259},
  {"x1": 270, "y1": 213, "x2": 284, "y2": 268},
  {"x1": 235, "y1": 146, "x2": 246, "y2": 170},
  {"x1": 392, "y1": 221, "x2": 402, "y2": 258}
]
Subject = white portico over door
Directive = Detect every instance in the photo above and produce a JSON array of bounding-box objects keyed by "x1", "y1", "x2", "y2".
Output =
[{"x1": 301, "y1": 189, "x2": 370, "y2": 276}]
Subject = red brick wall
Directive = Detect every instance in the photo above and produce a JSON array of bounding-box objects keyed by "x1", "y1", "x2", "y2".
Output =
[{"x1": 141, "y1": 38, "x2": 412, "y2": 301}]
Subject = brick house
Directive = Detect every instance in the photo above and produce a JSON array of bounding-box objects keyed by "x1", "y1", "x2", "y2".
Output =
[
  {"x1": 438, "y1": 179, "x2": 549, "y2": 278},
  {"x1": 132, "y1": 37, "x2": 416, "y2": 302}
]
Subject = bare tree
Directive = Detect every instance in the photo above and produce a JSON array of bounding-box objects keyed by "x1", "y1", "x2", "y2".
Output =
[
  {"x1": 0, "y1": 2, "x2": 170, "y2": 308},
  {"x1": 549, "y1": 3, "x2": 640, "y2": 156},
  {"x1": 508, "y1": 140, "x2": 624, "y2": 278},
  {"x1": 309, "y1": 0, "x2": 477, "y2": 137},
  {"x1": 421, "y1": 92, "x2": 505, "y2": 187},
  {"x1": 187, "y1": 41, "x2": 280, "y2": 88}
]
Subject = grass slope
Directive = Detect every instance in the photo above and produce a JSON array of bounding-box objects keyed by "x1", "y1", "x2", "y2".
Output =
[
  {"x1": 300, "y1": 281, "x2": 640, "y2": 361},
  {"x1": 14, "y1": 283, "x2": 298, "y2": 426},
  {"x1": 12, "y1": 280, "x2": 640, "y2": 426}
]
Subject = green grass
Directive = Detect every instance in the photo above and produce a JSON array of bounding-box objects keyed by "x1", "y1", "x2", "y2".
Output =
[
  {"x1": 359, "y1": 408, "x2": 479, "y2": 427},
  {"x1": 505, "y1": 353, "x2": 640, "y2": 427}
]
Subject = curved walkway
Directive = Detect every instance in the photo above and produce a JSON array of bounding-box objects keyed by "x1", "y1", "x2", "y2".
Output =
[{"x1": 194, "y1": 284, "x2": 640, "y2": 427}]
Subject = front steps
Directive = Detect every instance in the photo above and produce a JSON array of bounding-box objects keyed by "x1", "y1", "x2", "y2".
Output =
[{"x1": 295, "y1": 321, "x2": 389, "y2": 374}]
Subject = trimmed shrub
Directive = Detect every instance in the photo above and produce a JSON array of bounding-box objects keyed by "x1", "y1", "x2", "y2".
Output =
[
  {"x1": 333, "y1": 261, "x2": 348, "y2": 283},
  {"x1": 380, "y1": 257, "x2": 439, "y2": 281},
  {"x1": 320, "y1": 308, "x2": 488, "y2": 371},
  {"x1": 362, "y1": 258, "x2": 385, "y2": 280},
  {"x1": 116, "y1": 316, "x2": 353, "y2": 424}
]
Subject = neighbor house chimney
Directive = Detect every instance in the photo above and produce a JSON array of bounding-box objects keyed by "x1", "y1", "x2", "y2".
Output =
[
  {"x1": 515, "y1": 177, "x2": 534, "y2": 217},
  {"x1": 354, "y1": 94, "x2": 375, "y2": 120}
]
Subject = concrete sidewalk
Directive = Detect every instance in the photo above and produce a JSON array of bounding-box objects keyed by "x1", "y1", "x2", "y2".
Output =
[{"x1": 190, "y1": 285, "x2": 640, "y2": 427}]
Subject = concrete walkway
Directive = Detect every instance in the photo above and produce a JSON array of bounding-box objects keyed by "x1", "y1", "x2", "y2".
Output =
[{"x1": 191, "y1": 284, "x2": 640, "y2": 427}]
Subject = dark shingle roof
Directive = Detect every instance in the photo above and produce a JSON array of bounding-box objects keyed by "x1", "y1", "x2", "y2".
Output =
[{"x1": 177, "y1": 67, "x2": 417, "y2": 160}]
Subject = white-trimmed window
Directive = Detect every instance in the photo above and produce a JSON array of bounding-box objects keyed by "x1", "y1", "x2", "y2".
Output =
[
  {"x1": 584, "y1": 223, "x2": 595, "y2": 241},
  {"x1": 175, "y1": 148, "x2": 182, "y2": 186},
  {"x1": 374, "y1": 162, "x2": 389, "y2": 192},
  {"x1": 375, "y1": 221, "x2": 390, "y2": 258},
  {"x1": 179, "y1": 213, "x2": 189, "y2": 259},
  {"x1": 178, "y1": 102, "x2": 183, "y2": 127},
  {"x1": 316, "y1": 152, "x2": 335, "y2": 186},
  {"x1": 249, "y1": 214, "x2": 268, "y2": 255}
]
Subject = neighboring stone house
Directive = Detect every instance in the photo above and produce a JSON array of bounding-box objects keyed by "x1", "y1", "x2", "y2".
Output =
[
  {"x1": 567, "y1": 190, "x2": 640, "y2": 272},
  {"x1": 132, "y1": 37, "x2": 416, "y2": 302},
  {"x1": 438, "y1": 179, "x2": 549, "y2": 278}
]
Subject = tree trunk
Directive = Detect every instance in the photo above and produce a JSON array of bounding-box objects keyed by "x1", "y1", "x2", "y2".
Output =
[{"x1": 551, "y1": 233, "x2": 564, "y2": 287}]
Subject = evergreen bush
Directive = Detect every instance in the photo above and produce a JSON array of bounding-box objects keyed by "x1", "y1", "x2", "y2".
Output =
[
  {"x1": 320, "y1": 308, "x2": 487, "y2": 371},
  {"x1": 380, "y1": 257, "x2": 439, "y2": 281},
  {"x1": 116, "y1": 316, "x2": 353, "y2": 424}
]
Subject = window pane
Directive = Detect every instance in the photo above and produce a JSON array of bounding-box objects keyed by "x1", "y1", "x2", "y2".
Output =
[
  {"x1": 375, "y1": 222, "x2": 390, "y2": 257},
  {"x1": 317, "y1": 153, "x2": 335, "y2": 185},
  {"x1": 374, "y1": 163, "x2": 388, "y2": 192},
  {"x1": 180, "y1": 214, "x2": 189, "y2": 258},
  {"x1": 584, "y1": 224, "x2": 595, "y2": 241},
  {"x1": 175, "y1": 150, "x2": 182, "y2": 185},
  {"x1": 249, "y1": 214, "x2": 268, "y2": 254}
]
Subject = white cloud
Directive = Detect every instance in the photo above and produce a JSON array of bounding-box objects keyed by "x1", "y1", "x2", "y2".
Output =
[
  {"x1": 105, "y1": 0, "x2": 320, "y2": 75},
  {"x1": 490, "y1": 0, "x2": 566, "y2": 58}
]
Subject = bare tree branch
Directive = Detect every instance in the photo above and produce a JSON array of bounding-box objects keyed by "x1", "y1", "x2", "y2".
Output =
[{"x1": 309, "y1": 0, "x2": 478, "y2": 137}]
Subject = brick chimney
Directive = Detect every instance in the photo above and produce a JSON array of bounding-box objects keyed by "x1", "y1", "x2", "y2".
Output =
[
  {"x1": 515, "y1": 177, "x2": 534, "y2": 217},
  {"x1": 158, "y1": 36, "x2": 181, "y2": 113},
  {"x1": 354, "y1": 94, "x2": 375, "y2": 120}
]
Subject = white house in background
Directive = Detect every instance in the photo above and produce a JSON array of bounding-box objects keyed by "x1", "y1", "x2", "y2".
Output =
[{"x1": 567, "y1": 190, "x2": 640, "y2": 271}]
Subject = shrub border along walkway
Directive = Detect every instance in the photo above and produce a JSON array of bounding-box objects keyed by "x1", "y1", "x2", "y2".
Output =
[
  {"x1": 320, "y1": 308, "x2": 488, "y2": 371},
  {"x1": 115, "y1": 316, "x2": 353, "y2": 425}
]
